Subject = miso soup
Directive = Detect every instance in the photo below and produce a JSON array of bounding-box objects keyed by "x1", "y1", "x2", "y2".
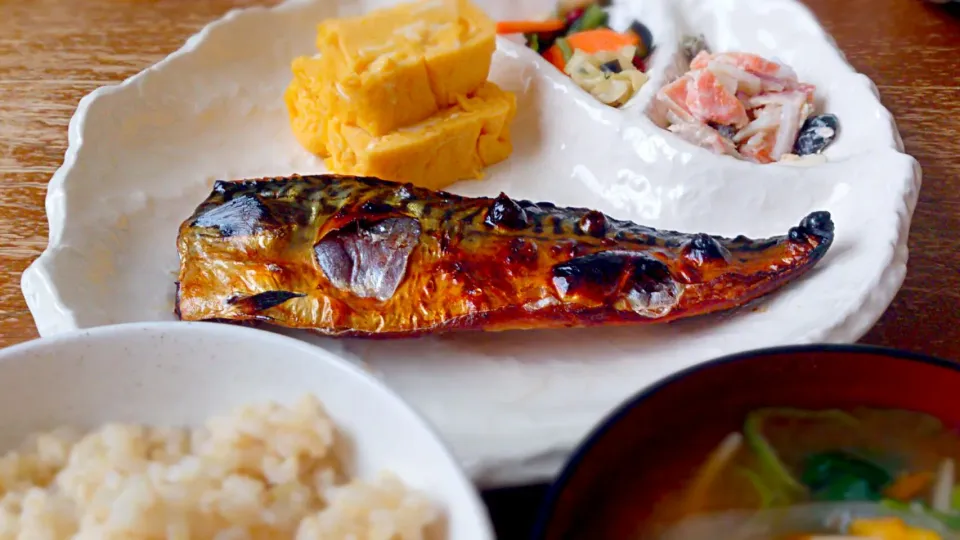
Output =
[{"x1": 643, "y1": 408, "x2": 960, "y2": 540}]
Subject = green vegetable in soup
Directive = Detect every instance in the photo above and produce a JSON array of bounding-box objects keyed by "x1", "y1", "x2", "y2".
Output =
[
  {"x1": 882, "y1": 498, "x2": 960, "y2": 530},
  {"x1": 802, "y1": 451, "x2": 892, "y2": 502},
  {"x1": 737, "y1": 467, "x2": 775, "y2": 508},
  {"x1": 918, "y1": 507, "x2": 960, "y2": 530},
  {"x1": 744, "y1": 413, "x2": 805, "y2": 499},
  {"x1": 742, "y1": 408, "x2": 861, "y2": 505},
  {"x1": 812, "y1": 473, "x2": 880, "y2": 501}
]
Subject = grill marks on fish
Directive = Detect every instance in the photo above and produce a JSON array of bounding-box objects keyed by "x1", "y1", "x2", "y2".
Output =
[
  {"x1": 228, "y1": 290, "x2": 305, "y2": 313},
  {"x1": 551, "y1": 251, "x2": 682, "y2": 317},
  {"x1": 552, "y1": 251, "x2": 632, "y2": 299},
  {"x1": 175, "y1": 174, "x2": 835, "y2": 337},
  {"x1": 484, "y1": 193, "x2": 529, "y2": 229},
  {"x1": 685, "y1": 233, "x2": 732, "y2": 265}
]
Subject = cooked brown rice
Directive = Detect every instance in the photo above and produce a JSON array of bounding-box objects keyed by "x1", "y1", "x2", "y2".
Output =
[{"x1": 0, "y1": 395, "x2": 438, "y2": 539}]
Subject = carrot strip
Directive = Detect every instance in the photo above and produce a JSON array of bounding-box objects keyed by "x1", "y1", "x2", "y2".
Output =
[
  {"x1": 496, "y1": 19, "x2": 566, "y2": 35},
  {"x1": 884, "y1": 471, "x2": 934, "y2": 501},
  {"x1": 565, "y1": 28, "x2": 639, "y2": 54},
  {"x1": 543, "y1": 44, "x2": 567, "y2": 71}
]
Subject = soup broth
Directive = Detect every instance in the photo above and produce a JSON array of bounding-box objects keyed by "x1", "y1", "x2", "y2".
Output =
[{"x1": 640, "y1": 408, "x2": 960, "y2": 539}]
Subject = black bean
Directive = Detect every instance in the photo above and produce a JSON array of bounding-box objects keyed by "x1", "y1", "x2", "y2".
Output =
[
  {"x1": 628, "y1": 20, "x2": 654, "y2": 59},
  {"x1": 794, "y1": 114, "x2": 840, "y2": 155}
]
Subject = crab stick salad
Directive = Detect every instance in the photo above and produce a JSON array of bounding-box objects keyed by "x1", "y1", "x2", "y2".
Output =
[
  {"x1": 657, "y1": 49, "x2": 839, "y2": 164},
  {"x1": 496, "y1": 0, "x2": 654, "y2": 107}
]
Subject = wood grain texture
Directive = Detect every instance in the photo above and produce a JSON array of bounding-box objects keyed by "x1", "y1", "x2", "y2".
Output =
[{"x1": 0, "y1": 0, "x2": 958, "y2": 537}]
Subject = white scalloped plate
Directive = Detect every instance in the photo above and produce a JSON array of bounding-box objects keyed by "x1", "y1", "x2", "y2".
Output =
[{"x1": 21, "y1": 0, "x2": 920, "y2": 487}]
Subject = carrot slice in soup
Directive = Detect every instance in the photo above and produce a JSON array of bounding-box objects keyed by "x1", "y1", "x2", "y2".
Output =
[{"x1": 884, "y1": 471, "x2": 934, "y2": 501}]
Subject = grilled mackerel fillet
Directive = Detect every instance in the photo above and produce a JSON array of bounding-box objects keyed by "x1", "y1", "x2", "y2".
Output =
[{"x1": 175, "y1": 174, "x2": 834, "y2": 337}]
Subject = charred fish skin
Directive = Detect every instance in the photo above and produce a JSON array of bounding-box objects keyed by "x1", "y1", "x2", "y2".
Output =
[{"x1": 175, "y1": 174, "x2": 834, "y2": 337}]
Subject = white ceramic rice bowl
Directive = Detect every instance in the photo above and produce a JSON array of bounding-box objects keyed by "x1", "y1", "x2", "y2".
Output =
[{"x1": 0, "y1": 321, "x2": 493, "y2": 540}]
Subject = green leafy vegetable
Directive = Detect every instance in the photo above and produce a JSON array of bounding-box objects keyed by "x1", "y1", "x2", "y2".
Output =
[
  {"x1": 738, "y1": 467, "x2": 775, "y2": 508},
  {"x1": 882, "y1": 498, "x2": 960, "y2": 530},
  {"x1": 881, "y1": 498, "x2": 912, "y2": 511},
  {"x1": 568, "y1": 4, "x2": 608, "y2": 33},
  {"x1": 812, "y1": 473, "x2": 881, "y2": 502},
  {"x1": 742, "y1": 408, "x2": 861, "y2": 505},
  {"x1": 744, "y1": 414, "x2": 806, "y2": 498},
  {"x1": 525, "y1": 33, "x2": 541, "y2": 53},
  {"x1": 802, "y1": 451, "x2": 892, "y2": 502},
  {"x1": 555, "y1": 0, "x2": 611, "y2": 19},
  {"x1": 556, "y1": 37, "x2": 573, "y2": 62},
  {"x1": 923, "y1": 507, "x2": 960, "y2": 530}
]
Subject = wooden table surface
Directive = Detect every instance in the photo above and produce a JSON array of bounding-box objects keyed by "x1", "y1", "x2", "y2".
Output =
[{"x1": 1, "y1": 0, "x2": 958, "y2": 537}]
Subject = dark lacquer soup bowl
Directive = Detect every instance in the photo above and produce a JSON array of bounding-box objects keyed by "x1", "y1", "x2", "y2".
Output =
[{"x1": 531, "y1": 345, "x2": 960, "y2": 540}]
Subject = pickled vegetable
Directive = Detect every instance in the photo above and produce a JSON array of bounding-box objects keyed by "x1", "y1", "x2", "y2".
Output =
[
  {"x1": 568, "y1": 4, "x2": 608, "y2": 33},
  {"x1": 506, "y1": 0, "x2": 656, "y2": 108},
  {"x1": 564, "y1": 46, "x2": 648, "y2": 106}
]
